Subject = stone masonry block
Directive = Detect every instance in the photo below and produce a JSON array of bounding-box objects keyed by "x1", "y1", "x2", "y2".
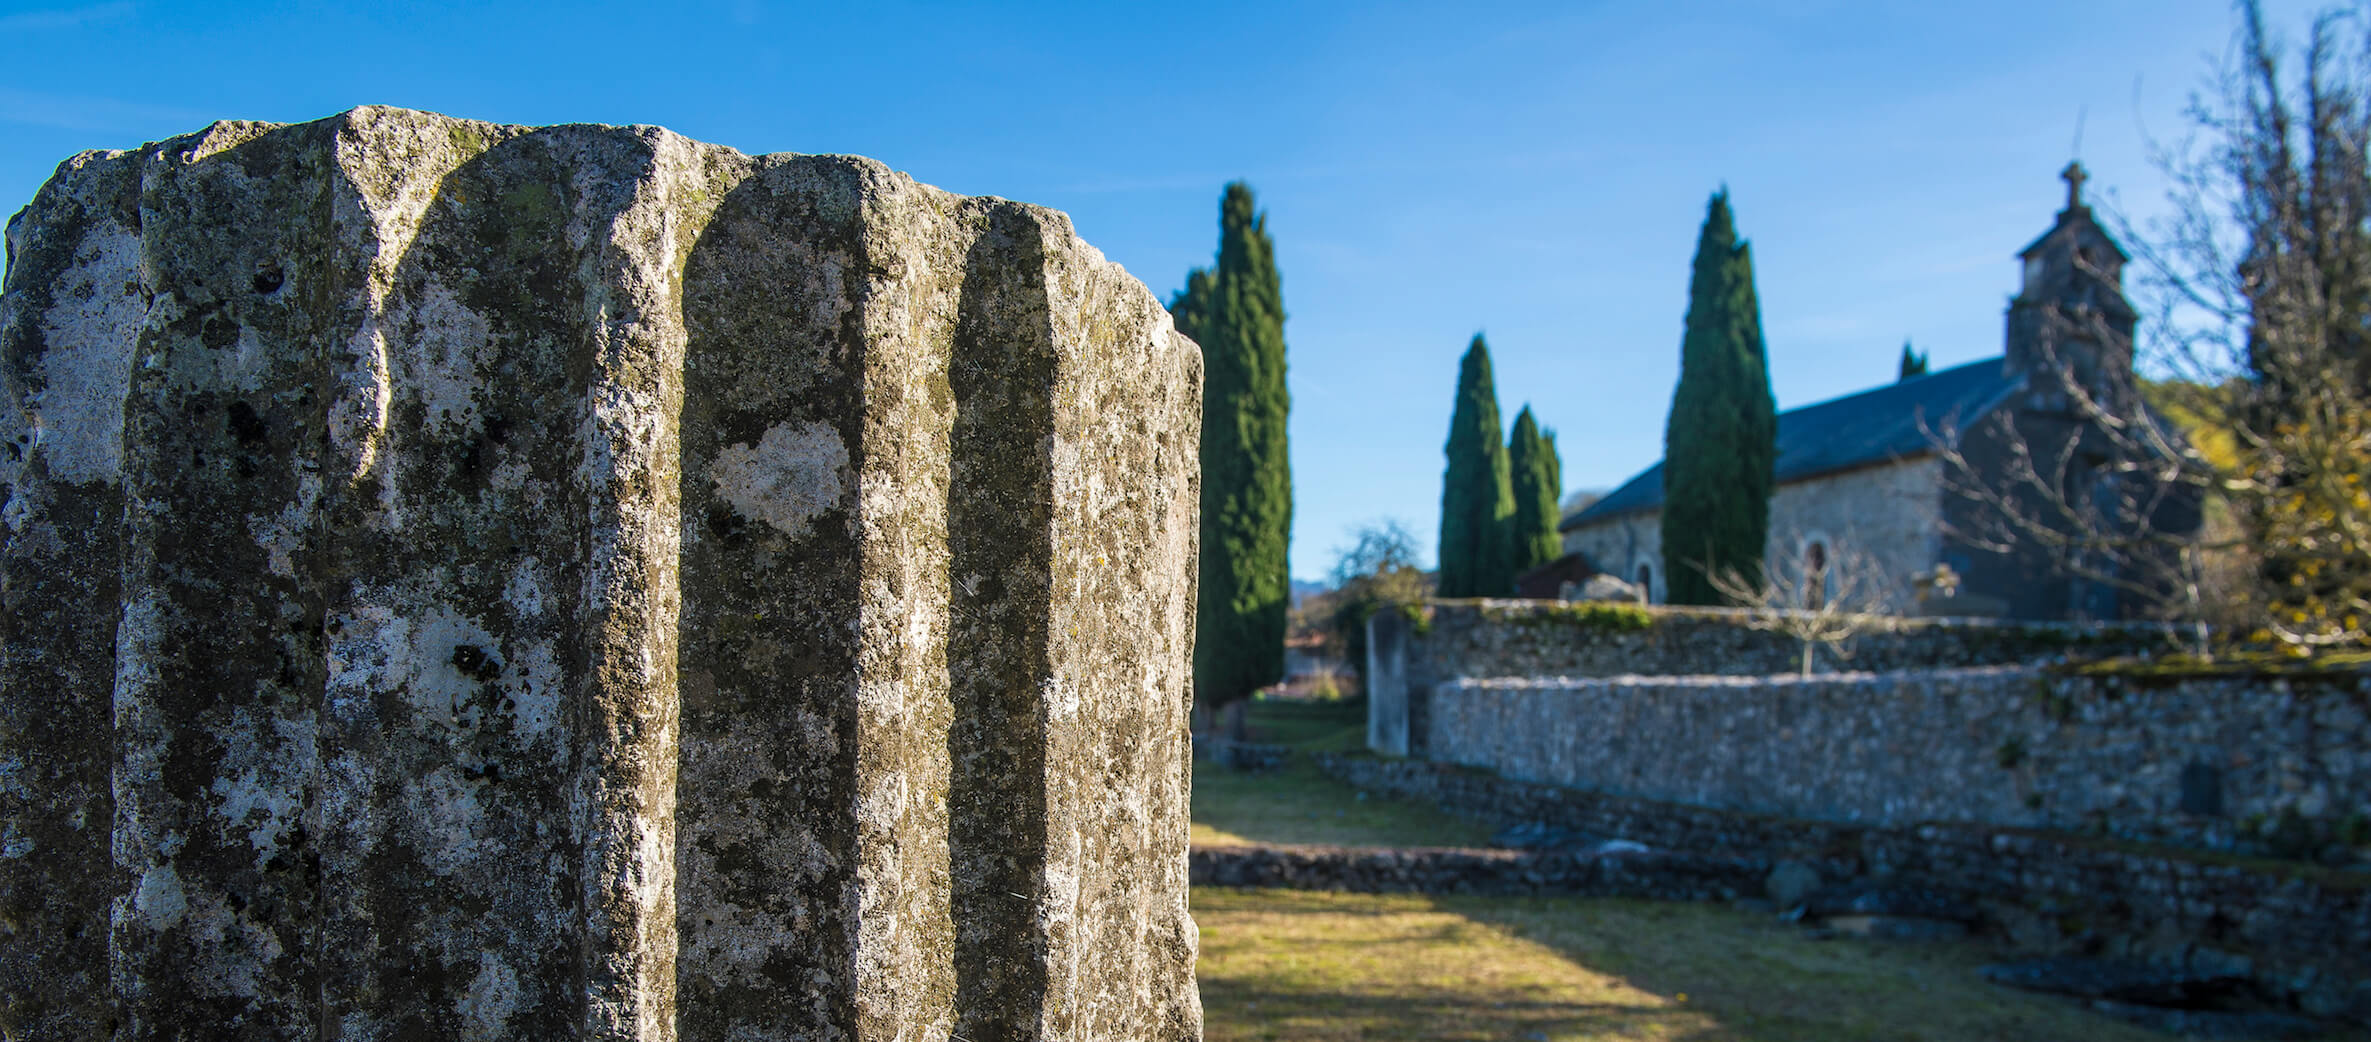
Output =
[{"x1": 0, "y1": 107, "x2": 1202, "y2": 1041}]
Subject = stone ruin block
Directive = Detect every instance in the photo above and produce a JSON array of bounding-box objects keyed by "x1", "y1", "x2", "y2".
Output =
[{"x1": 0, "y1": 107, "x2": 1202, "y2": 1041}]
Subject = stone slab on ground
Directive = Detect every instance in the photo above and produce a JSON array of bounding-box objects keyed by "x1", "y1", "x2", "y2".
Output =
[
  {"x1": 1804, "y1": 882, "x2": 1983, "y2": 924},
  {"x1": 1823, "y1": 914, "x2": 1971, "y2": 941},
  {"x1": 1765, "y1": 858, "x2": 1823, "y2": 909},
  {"x1": 2084, "y1": 1001, "x2": 2330, "y2": 1040},
  {"x1": 1491, "y1": 820, "x2": 1609, "y2": 851},
  {"x1": 1190, "y1": 842, "x2": 1762, "y2": 900},
  {"x1": 1981, "y1": 958, "x2": 2257, "y2": 1008}
]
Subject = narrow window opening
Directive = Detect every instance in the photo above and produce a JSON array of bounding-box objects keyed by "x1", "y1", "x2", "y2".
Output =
[{"x1": 1804, "y1": 542, "x2": 1829, "y2": 610}]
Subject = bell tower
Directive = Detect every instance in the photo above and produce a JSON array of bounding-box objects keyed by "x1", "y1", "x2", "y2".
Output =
[{"x1": 2005, "y1": 161, "x2": 2138, "y2": 410}]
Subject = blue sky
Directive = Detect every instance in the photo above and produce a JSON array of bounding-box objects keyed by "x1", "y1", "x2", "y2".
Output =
[{"x1": 0, "y1": 0, "x2": 2325, "y2": 580}]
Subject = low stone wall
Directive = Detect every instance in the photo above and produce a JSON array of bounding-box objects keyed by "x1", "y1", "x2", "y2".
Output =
[
  {"x1": 1320, "y1": 754, "x2": 2371, "y2": 1021},
  {"x1": 1365, "y1": 599, "x2": 2172, "y2": 756},
  {"x1": 1189, "y1": 843, "x2": 1764, "y2": 900},
  {"x1": 1422, "y1": 665, "x2": 2371, "y2": 855},
  {"x1": 1321, "y1": 756, "x2": 1869, "y2": 863},
  {"x1": 1192, "y1": 737, "x2": 1293, "y2": 771}
]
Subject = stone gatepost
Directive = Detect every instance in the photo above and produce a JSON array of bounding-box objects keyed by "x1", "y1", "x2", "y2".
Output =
[{"x1": 0, "y1": 107, "x2": 1202, "y2": 1041}]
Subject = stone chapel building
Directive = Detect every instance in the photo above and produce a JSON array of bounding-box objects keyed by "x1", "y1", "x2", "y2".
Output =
[{"x1": 1558, "y1": 163, "x2": 2196, "y2": 621}]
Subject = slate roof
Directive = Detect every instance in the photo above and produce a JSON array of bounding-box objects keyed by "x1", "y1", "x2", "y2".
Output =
[
  {"x1": 1560, "y1": 355, "x2": 2024, "y2": 530},
  {"x1": 2019, "y1": 206, "x2": 2130, "y2": 261}
]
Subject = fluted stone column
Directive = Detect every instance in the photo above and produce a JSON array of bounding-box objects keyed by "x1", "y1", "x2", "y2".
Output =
[{"x1": 0, "y1": 107, "x2": 1202, "y2": 1041}]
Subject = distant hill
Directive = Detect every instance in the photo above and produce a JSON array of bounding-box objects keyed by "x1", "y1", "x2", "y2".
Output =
[
  {"x1": 1289, "y1": 578, "x2": 1329, "y2": 608},
  {"x1": 1559, "y1": 488, "x2": 1605, "y2": 522}
]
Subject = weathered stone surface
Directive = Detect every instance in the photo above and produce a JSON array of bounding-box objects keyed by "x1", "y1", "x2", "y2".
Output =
[
  {"x1": 1364, "y1": 599, "x2": 2176, "y2": 759},
  {"x1": 1802, "y1": 883, "x2": 1980, "y2": 924},
  {"x1": 1193, "y1": 738, "x2": 1290, "y2": 771},
  {"x1": 1820, "y1": 914, "x2": 1969, "y2": 941},
  {"x1": 1364, "y1": 605, "x2": 1414, "y2": 756},
  {"x1": 0, "y1": 107, "x2": 1202, "y2": 1040},
  {"x1": 1764, "y1": 859, "x2": 1821, "y2": 909},
  {"x1": 2083, "y1": 1001, "x2": 2330, "y2": 1040},
  {"x1": 1568, "y1": 573, "x2": 1640, "y2": 602},
  {"x1": 1980, "y1": 958, "x2": 2255, "y2": 1007},
  {"x1": 1187, "y1": 842, "x2": 1760, "y2": 900},
  {"x1": 1488, "y1": 820, "x2": 1605, "y2": 852},
  {"x1": 1410, "y1": 663, "x2": 2371, "y2": 856}
]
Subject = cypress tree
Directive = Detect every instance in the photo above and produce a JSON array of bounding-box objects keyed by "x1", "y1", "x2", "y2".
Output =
[
  {"x1": 1438, "y1": 334, "x2": 1516, "y2": 597},
  {"x1": 1661, "y1": 190, "x2": 1777, "y2": 605},
  {"x1": 1543, "y1": 429, "x2": 1562, "y2": 507},
  {"x1": 1170, "y1": 268, "x2": 1215, "y2": 351},
  {"x1": 1508, "y1": 405, "x2": 1563, "y2": 580},
  {"x1": 1542, "y1": 430, "x2": 1564, "y2": 533},
  {"x1": 1170, "y1": 183, "x2": 1292, "y2": 711},
  {"x1": 1897, "y1": 339, "x2": 1929, "y2": 381}
]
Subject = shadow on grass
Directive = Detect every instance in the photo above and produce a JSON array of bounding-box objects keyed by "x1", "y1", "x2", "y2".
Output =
[
  {"x1": 1192, "y1": 698, "x2": 1493, "y2": 849},
  {"x1": 1195, "y1": 888, "x2": 1726, "y2": 1042},
  {"x1": 1200, "y1": 982, "x2": 1713, "y2": 1042},
  {"x1": 1192, "y1": 888, "x2": 2289, "y2": 1042},
  {"x1": 1440, "y1": 897, "x2": 2326, "y2": 1042},
  {"x1": 1193, "y1": 701, "x2": 2371, "y2": 1041}
]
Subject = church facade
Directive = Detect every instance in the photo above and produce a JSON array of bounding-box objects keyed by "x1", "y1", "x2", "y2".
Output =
[{"x1": 1560, "y1": 164, "x2": 2196, "y2": 621}]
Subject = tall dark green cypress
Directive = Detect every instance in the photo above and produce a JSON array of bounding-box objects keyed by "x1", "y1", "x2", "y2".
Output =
[
  {"x1": 1170, "y1": 183, "x2": 1291, "y2": 710},
  {"x1": 1542, "y1": 430, "x2": 1562, "y2": 516},
  {"x1": 1661, "y1": 190, "x2": 1777, "y2": 605},
  {"x1": 1508, "y1": 405, "x2": 1563, "y2": 579},
  {"x1": 1437, "y1": 335, "x2": 1516, "y2": 597},
  {"x1": 1171, "y1": 269, "x2": 1215, "y2": 353}
]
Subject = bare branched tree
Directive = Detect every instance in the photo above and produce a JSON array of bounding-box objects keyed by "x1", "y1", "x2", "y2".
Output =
[
  {"x1": 1940, "y1": 0, "x2": 2371, "y2": 653},
  {"x1": 1318, "y1": 520, "x2": 1433, "y2": 694},
  {"x1": 1706, "y1": 539, "x2": 1896, "y2": 675},
  {"x1": 1926, "y1": 350, "x2": 2223, "y2": 653},
  {"x1": 2144, "y1": 0, "x2": 2371, "y2": 648}
]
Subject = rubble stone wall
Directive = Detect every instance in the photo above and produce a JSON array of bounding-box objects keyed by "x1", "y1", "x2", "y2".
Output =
[
  {"x1": 1366, "y1": 599, "x2": 2170, "y2": 757},
  {"x1": 1425, "y1": 666, "x2": 2371, "y2": 854}
]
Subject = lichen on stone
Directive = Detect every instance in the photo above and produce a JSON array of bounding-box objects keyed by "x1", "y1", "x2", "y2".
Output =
[
  {"x1": 0, "y1": 106, "x2": 1203, "y2": 1041},
  {"x1": 708, "y1": 419, "x2": 848, "y2": 537}
]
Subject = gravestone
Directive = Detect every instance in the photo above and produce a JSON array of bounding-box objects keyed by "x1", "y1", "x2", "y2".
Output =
[
  {"x1": 0, "y1": 107, "x2": 1202, "y2": 1041},
  {"x1": 1366, "y1": 607, "x2": 1413, "y2": 755}
]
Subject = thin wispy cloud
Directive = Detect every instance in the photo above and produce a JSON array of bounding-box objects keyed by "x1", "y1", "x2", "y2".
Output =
[
  {"x1": 0, "y1": 87, "x2": 207, "y2": 135},
  {"x1": 0, "y1": 1, "x2": 134, "y2": 33}
]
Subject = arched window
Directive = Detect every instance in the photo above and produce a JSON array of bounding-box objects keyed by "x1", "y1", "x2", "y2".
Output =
[
  {"x1": 1635, "y1": 562, "x2": 1654, "y2": 604},
  {"x1": 1804, "y1": 541, "x2": 1829, "y2": 610}
]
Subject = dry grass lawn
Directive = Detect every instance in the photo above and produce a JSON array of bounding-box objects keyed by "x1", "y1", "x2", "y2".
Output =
[
  {"x1": 1195, "y1": 888, "x2": 2202, "y2": 1042},
  {"x1": 1190, "y1": 699, "x2": 2367, "y2": 1041},
  {"x1": 1191, "y1": 699, "x2": 1489, "y2": 849}
]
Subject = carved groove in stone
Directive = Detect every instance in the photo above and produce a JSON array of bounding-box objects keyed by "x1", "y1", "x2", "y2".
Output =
[{"x1": 0, "y1": 107, "x2": 1202, "y2": 1041}]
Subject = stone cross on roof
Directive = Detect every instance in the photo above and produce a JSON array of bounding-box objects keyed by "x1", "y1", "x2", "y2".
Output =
[{"x1": 2062, "y1": 160, "x2": 2088, "y2": 210}]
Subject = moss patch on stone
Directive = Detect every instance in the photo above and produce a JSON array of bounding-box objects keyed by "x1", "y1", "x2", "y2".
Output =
[
  {"x1": 1477, "y1": 602, "x2": 1656, "y2": 632},
  {"x1": 1980, "y1": 823, "x2": 2371, "y2": 895},
  {"x1": 2050, "y1": 651, "x2": 2371, "y2": 686}
]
